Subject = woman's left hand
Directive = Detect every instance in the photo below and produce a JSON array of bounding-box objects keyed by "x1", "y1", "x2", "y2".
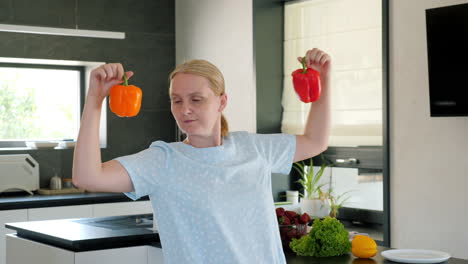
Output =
[{"x1": 297, "y1": 48, "x2": 332, "y2": 78}]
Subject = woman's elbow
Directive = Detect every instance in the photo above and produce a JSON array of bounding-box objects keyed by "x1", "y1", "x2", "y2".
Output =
[
  {"x1": 312, "y1": 144, "x2": 328, "y2": 157},
  {"x1": 320, "y1": 144, "x2": 328, "y2": 154},
  {"x1": 72, "y1": 170, "x2": 92, "y2": 190},
  {"x1": 311, "y1": 138, "x2": 329, "y2": 155},
  {"x1": 72, "y1": 174, "x2": 84, "y2": 189}
]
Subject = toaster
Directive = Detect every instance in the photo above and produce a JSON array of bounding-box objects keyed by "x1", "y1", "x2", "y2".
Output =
[{"x1": 0, "y1": 154, "x2": 39, "y2": 195}]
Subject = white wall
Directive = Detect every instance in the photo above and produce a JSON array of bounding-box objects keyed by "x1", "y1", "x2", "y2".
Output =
[
  {"x1": 390, "y1": 0, "x2": 468, "y2": 258},
  {"x1": 175, "y1": 0, "x2": 256, "y2": 133}
]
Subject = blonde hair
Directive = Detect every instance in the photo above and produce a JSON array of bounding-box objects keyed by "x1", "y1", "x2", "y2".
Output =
[{"x1": 169, "y1": 59, "x2": 229, "y2": 138}]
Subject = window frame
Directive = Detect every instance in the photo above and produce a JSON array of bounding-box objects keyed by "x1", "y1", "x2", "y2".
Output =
[{"x1": 0, "y1": 62, "x2": 85, "y2": 147}]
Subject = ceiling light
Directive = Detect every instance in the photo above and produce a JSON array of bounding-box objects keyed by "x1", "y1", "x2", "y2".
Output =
[{"x1": 0, "y1": 23, "x2": 125, "y2": 39}]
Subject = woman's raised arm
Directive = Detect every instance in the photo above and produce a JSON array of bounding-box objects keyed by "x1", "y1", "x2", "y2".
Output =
[
  {"x1": 72, "y1": 63, "x2": 135, "y2": 192},
  {"x1": 294, "y1": 48, "x2": 332, "y2": 162}
]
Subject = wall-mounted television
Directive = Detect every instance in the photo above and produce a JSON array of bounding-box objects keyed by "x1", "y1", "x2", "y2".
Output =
[{"x1": 426, "y1": 3, "x2": 468, "y2": 117}]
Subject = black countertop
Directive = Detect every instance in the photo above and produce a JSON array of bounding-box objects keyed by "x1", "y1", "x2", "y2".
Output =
[
  {"x1": 283, "y1": 247, "x2": 468, "y2": 264},
  {"x1": 5, "y1": 214, "x2": 468, "y2": 263},
  {"x1": 285, "y1": 248, "x2": 385, "y2": 264},
  {"x1": 6, "y1": 213, "x2": 159, "y2": 252},
  {"x1": 0, "y1": 192, "x2": 149, "y2": 210}
]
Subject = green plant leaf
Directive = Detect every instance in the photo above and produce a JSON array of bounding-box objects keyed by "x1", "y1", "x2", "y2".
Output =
[
  {"x1": 295, "y1": 179, "x2": 306, "y2": 186},
  {"x1": 292, "y1": 155, "x2": 333, "y2": 199},
  {"x1": 292, "y1": 164, "x2": 305, "y2": 177}
]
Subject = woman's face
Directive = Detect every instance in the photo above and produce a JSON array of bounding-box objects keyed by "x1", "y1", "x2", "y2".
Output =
[{"x1": 170, "y1": 73, "x2": 227, "y2": 137}]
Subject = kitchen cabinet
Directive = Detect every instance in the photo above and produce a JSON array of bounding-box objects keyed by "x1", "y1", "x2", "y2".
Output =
[
  {"x1": 148, "y1": 246, "x2": 165, "y2": 263},
  {"x1": 24, "y1": 200, "x2": 153, "y2": 222},
  {"x1": 0, "y1": 210, "x2": 27, "y2": 264},
  {"x1": 28, "y1": 200, "x2": 152, "y2": 221},
  {"x1": 6, "y1": 234, "x2": 73, "y2": 264},
  {"x1": 6, "y1": 234, "x2": 161, "y2": 264},
  {"x1": 28, "y1": 205, "x2": 93, "y2": 221},
  {"x1": 2, "y1": 206, "x2": 92, "y2": 264},
  {"x1": 75, "y1": 246, "x2": 148, "y2": 264},
  {"x1": 2, "y1": 200, "x2": 152, "y2": 264}
]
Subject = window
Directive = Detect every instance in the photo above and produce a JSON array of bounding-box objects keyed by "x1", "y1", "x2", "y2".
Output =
[
  {"x1": 283, "y1": 0, "x2": 389, "y2": 245},
  {"x1": 282, "y1": 0, "x2": 383, "y2": 146},
  {"x1": 0, "y1": 63, "x2": 82, "y2": 142},
  {"x1": 0, "y1": 58, "x2": 106, "y2": 149}
]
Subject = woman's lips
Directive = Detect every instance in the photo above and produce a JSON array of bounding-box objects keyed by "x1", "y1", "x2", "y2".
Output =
[{"x1": 184, "y1": 120, "x2": 195, "y2": 123}]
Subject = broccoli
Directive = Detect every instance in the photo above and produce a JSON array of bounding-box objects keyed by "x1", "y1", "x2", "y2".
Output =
[{"x1": 289, "y1": 216, "x2": 351, "y2": 257}]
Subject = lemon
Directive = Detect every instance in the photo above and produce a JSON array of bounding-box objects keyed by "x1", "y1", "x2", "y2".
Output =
[{"x1": 351, "y1": 235, "x2": 377, "y2": 258}]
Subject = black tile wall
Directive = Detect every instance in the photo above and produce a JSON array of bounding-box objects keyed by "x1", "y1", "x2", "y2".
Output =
[
  {"x1": 254, "y1": 0, "x2": 284, "y2": 135},
  {"x1": 12, "y1": 0, "x2": 77, "y2": 28},
  {"x1": 76, "y1": 0, "x2": 174, "y2": 34},
  {"x1": 0, "y1": 0, "x2": 175, "y2": 188},
  {"x1": 0, "y1": 0, "x2": 14, "y2": 23},
  {"x1": 254, "y1": 0, "x2": 292, "y2": 201}
]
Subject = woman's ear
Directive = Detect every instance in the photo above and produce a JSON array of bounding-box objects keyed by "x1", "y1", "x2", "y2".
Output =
[{"x1": 219, "y1": 94, "x2": 228, "y2": 112}]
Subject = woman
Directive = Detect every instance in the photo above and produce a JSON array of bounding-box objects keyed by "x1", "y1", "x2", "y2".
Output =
[{"x1": 73, "y1": 48, "x2": 331, "y2": 263}]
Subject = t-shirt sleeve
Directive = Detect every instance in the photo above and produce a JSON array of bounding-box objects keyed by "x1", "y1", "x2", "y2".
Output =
[
  {"x1": 250, "y1": 133, "x2": 296, "y2": 174},
  {"x1": 114, "y1": 142, "x2": 168, "y2": 200}
]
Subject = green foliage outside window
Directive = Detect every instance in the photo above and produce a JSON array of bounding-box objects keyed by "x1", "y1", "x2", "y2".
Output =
[
  {"x1": 0, "y1": 75, "x2": 39, "y2": 139},
  {"x1": 0, "y1": 67, "x2": 79, "y2": 141}
]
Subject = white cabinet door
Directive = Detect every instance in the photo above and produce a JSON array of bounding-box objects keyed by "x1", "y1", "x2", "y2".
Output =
[
  {"x1": 7, "y1": 234, "x2": 149, "y2": 264},
  {"x1": 6, "y1": 234, "x2": 74, "y2": 264},
  {"x1": 27, "y1": 201, "x2": 152, "y2": 221},
  {"x1": 148, "y1": 246, "x2": 165, "y2": 263},
  {"x1": 28, "y1": 205, "x2": 93, "y2": 221},
  {"x1": 0, "y1": 210, "x2": 27, "y2": 264},
  {"x1": 75, "y1": 246, "x2": 148, "y2": 264},
  {"x1": 92, "y1": 201, "x2": 152, "y2": 217}
]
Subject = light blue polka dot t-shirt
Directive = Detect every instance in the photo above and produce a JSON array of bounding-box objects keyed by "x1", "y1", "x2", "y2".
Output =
[{"x1": 115, "y1": 131, "x2": 296, "y2": 264}]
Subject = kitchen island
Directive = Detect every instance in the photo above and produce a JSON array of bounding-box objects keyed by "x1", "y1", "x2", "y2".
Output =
[
  {"x1": 5, "y1": 215, "x2": 468, "y2": 264},
  {"x1": 6, "y1": 214, "x2": 162, "y2": 264}
]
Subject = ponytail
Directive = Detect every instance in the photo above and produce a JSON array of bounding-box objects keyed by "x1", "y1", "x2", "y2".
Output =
[{"x1": 221, "y1": 114, "x2": 229, "y2": 138}]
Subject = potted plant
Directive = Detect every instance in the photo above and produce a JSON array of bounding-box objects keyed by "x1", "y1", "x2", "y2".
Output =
[
  {"x1": 327, "y1": 188, "x2": 353, "y2": 218},
  {"x1": 292, "y1": 155, "x2": 331, "y2": 219}
]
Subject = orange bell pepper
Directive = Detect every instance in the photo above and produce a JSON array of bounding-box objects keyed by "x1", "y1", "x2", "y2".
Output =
[{"x1": 109, "y1": 75, "x2": 142, "y2": 117}]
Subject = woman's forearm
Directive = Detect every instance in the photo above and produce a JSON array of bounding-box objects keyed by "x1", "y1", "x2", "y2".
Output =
[
  {"x1": 72, "y1": 96, "x2": 104, "y2": 189},
  {"x1": 303, "y1": 74, "x2": 331, "y2": 150},
  {"x1": 293, "y1": 48, "x2": 333, "y2": 162}
]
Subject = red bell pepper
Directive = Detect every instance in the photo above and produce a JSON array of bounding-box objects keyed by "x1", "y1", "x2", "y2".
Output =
[{"x1": 291, "y1": 57, "x2": 321, "y2": 103}]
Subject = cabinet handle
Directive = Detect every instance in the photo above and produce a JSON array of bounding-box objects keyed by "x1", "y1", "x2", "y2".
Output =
[{"x1": 335, "y1": 158, "x2": 358, "y2": 165}]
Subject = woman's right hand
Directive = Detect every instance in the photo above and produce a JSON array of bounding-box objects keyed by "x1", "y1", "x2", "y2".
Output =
[{"x1": 88, "y1": 63, "x2": 134, "y2": 100}]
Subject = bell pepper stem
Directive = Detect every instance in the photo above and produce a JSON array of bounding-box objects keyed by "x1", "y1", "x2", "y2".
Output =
[
  {"x1": 122, "y1": 74, "x2": 129, "y2": 86},
  {"x1": 301, "y1": 57, "x2": 307, "y2": 74}
]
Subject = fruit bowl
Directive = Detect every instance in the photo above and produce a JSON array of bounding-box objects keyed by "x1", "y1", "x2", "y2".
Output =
[
  {"x1": 275, "y1": 207, "x2": 311, "y2": 250},
  {"x1": 279, "y1": 223, "x2": 308, "y2": 249}
]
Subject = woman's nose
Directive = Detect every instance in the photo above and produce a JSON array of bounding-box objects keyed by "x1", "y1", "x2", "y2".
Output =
[{"x1": 181, "y1": 103, "x2": 192, "y2": 115}]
